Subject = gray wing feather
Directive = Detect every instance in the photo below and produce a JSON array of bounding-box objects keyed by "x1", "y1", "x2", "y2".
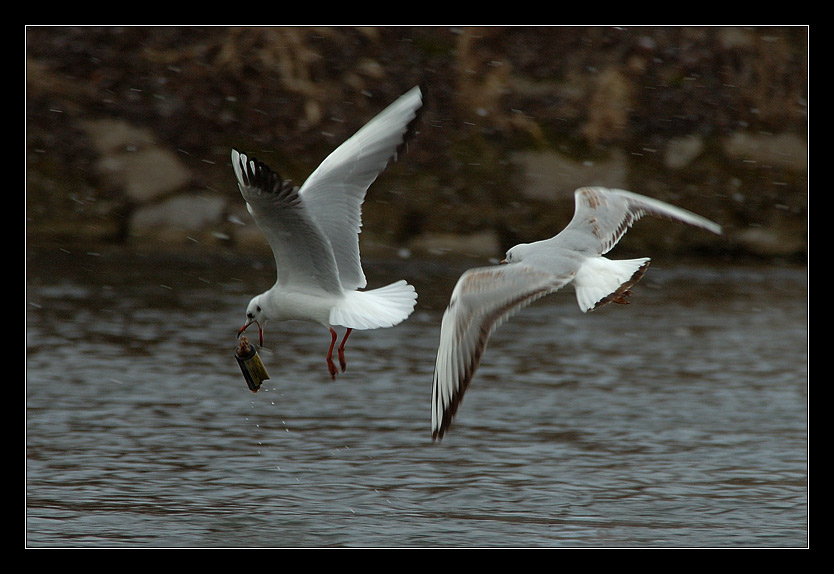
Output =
[
  {"x1": 431, "y1": 264, "x2": 572, "y2": 440},
  {"x1": 232, "y1": 149, "x2": 342, "y2": 294},
  {"x1": 298, "y1": 86, "x2": 423, "y2": 290}
]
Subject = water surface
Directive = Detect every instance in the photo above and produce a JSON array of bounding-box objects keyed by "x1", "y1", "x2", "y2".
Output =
[{"x1": 26, "y1": 247, "x2": 807, "y2": 547}]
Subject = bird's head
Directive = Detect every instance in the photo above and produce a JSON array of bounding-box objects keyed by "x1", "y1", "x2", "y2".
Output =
[
  {"x1": 502, "y1": 243, "x2": 529, "y2": 264},
  {"x1": 238, "y1": 294, "x2": 266, "y2": 347}
]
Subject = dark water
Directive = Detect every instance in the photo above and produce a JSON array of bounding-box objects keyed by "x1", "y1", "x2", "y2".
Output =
[{"x1": 26, "y1": 246, "x2": 807, "y2": 547}]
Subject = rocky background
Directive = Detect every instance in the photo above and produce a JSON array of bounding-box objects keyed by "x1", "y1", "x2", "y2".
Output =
[{"x1": 26, "y1": 26, "x2": 808, "y2": 264}]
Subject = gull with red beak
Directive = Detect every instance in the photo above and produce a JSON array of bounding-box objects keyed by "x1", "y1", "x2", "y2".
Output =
[{"x1": 233, "y1": 86, "x2": 422, "y2": 378}]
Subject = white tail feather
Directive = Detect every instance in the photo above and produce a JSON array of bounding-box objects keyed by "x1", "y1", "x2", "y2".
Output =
[
  {"x1": 573, "y1": 256, "x2": 650, "y2": 313},
  {"x1": 329, "y1": 280, "x2": 417, "y2": 330}
]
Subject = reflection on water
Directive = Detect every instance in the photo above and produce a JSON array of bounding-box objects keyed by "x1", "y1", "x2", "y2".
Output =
[{"x1": 26, "y1": 247, "x2": 807, "y2": 547}]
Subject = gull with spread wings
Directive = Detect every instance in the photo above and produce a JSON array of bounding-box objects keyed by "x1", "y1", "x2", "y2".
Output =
[
  {"x1": 431, "y1": 187, "x2": 721, "y2": 440},
  {"x1": 233, "y1": 86, "x2": 422, "y2": 378}
]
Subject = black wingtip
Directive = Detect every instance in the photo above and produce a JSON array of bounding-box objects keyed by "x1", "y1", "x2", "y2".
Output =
[
  {"x1": 431, "y1": 427, "x2": 447, "y2": 443},
  {"x1": 233, "y1": 149, "x2": 291, "y2": 193}
]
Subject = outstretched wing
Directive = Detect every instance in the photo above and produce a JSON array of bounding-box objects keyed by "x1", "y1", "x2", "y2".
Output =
[
  {"x1": 232, "y1": 149, "x2": 342, "y2": 294},
  {"x1": 431, "y1": 264, "x2": 573, "y2": 441},
  {"x1": 562, "y1": 187, "x2": 722, "y2": 256},
  {"x1": 298, "y1": 86, "x2": 423, "y2": 290}
]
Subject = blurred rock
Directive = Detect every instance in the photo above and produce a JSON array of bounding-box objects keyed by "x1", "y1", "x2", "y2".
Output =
[
  {"x1": 25, "y1": 26, "x2": 807, "y2": 263},
  {"x1": 735, "y1": 226, "x2": 806, "y2": 257},
  {"x1": 82, "y1": 119, "x2": 192, "y2": 202},
  {"x1": 408, "y1": 230, "x2": 502, "y2": 258},
  {"x1": 512, "y1": 149, "x2": 629, "y2": 202},
  {"x1": 723, "y1": 132, "x2": 808, "y2": 172},
  {"x1": 665, "y1": 136, "x2": 705, "y2": 170},
  {"x1": 131, "y1": 194, "x2": 226, "y2": 240}
]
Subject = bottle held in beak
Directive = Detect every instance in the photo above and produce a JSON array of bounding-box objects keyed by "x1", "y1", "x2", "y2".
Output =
[{"x1": 235, "y1": 336, "x2": 270, "y2": 392}]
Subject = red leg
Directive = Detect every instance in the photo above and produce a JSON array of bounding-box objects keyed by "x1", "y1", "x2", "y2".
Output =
[
  {"x1": 326, "y1": 328, "x2": 339, "y2": 379},
  {"x1": 337, "y1": 328, "x2": 352, "y2": 372}
]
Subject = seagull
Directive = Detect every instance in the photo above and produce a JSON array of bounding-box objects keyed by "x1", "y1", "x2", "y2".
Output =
[
  {"x1": 431, "y1": 187, "x2": 722, "y2": 440},
  {"x1": 233, "y1": 86, "x2": 422, "y2": 379}
]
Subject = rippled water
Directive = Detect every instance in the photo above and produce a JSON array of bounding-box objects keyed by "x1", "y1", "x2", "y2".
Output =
[{"x1": 26, "y1": 246, "x2": 807, "y2": 547}]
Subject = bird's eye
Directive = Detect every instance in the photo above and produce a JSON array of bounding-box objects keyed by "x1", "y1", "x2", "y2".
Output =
[{"x1": 247, "y1": 312, "x2": 254, "y2": 319}]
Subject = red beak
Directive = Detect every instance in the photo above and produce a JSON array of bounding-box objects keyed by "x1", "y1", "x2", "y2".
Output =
[{"x1": 238, "y1": 320, "x2": 263, "y2": 347}]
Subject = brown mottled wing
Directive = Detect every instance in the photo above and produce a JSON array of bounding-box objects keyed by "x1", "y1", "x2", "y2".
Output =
[
  {"x1": 563, "y1": 187, "x2": 722, "y2": 256},
  {"x1": 431, "y1": 264, "x2": 572, "y2": 441}
]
